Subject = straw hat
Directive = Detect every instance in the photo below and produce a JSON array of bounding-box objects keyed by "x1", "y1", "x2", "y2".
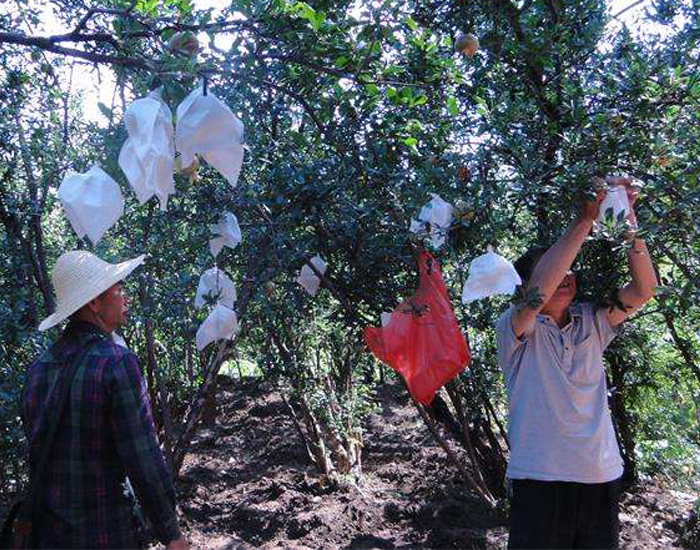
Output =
[{"x1": 38, "y1": 250, "x2": 146, "y2": 331}]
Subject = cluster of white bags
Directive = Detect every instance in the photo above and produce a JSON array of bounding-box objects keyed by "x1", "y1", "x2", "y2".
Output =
[
  {"x1": 194, "y1": 266, "x2": 239, "y2": 350},
  {"x1": 58, "y1": 86, "x2": 245, "y2": 246},
  {"x1": 407, "y1": 193, "x2": 522, "y2": 303},
  {"x1": 56, "y1": 85, "x2": 248, "y2": 351},
  {"x1": 194, "y1": 212, "x2": 244, "y2": 349}
]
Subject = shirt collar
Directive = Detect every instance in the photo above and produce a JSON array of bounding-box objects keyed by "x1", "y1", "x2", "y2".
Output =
[
  {"x1": 536, "y1": 303, "x2": 583, "y2": 323},
  {"x1": 62, "y1": 320, "x2": 110, "y2": 340}
]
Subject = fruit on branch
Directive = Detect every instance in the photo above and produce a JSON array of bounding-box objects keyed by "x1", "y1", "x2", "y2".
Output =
[
  {"x1": 610, "y1": 112, "x2": 624, "y2": 126},
  {"x1": 652, "y1": 143, "x2": 672, "y2": 167},
  {"x1": 458, "y1": 166, "x2": 469, "y2": 182},
  {"x1": 168, "y1": 31, "x2": 200, "y2": 56},
  {"x1": 454, "y1": 199, "x2": 475, "y2": 222},
  {"x1": 455, "y1": 33, "x2": 479, "y2": 57},
  {"x1": 175, "y1": 155, "x2": 201, "y2": 182}
]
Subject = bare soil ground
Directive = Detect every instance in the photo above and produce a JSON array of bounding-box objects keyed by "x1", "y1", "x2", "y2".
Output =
[{"x1": 176, "y1": 377, "x2": 699, "y2": 549}]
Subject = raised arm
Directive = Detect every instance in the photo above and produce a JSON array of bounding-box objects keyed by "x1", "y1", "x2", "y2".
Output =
[
  {"x1": 605, "y1": 177, "x2": 657, "y2": 327},
  {"x1": 510, "y1": 186, "x2": 605, "y2": 338}
]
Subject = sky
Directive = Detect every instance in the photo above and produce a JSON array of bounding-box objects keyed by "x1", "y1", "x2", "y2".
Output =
[{"x1": 29, "y1": 0, "x2": 664, "y2": 123}]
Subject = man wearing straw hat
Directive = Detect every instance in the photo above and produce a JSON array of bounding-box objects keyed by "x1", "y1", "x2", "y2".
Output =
[{"x1": 20, "y1": 251, "x2": 188, "y2": 549}]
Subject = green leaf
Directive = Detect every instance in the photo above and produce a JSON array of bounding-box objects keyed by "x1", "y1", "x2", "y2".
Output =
[
  {"x1": 173, "y1": 0, "x2": 193, "y2": 14},
  {"x1": 97, "y1": 102, "x2": 112, "y2": 119},
  {"x1": 404, "y1": 16, "x2": 418, "y2": 32},
  {"x1": 315, "y1": 10, "x2": 327, "y2": 29},
  {"x1": 161, "y1": 28, "x2": 176, "y2": 42},
  {"x1": 447, "y1": 95, "x2": 458, "y2": 116},
  {"x1": 137, "y1": 0, "x2": 158, "y2": 15},
  {"x1": 364, "y1": 83, "x2": 379, "y2": 96},
  {"x1": 475, "y1": 96, "x2": 489, "y2": 116},
  {"x1": 403, "y1": 137, "x2": 417, "y2": 147},
  {"x1": 296, "y1": 3, "x2": 325, "y2": 30}
]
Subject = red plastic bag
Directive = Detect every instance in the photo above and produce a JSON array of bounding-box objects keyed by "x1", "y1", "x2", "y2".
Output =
[{"x1": 364, "y1": 251, "x2": 470, "y2": 404}]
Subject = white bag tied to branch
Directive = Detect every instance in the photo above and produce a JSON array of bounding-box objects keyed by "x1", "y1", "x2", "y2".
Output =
[
  {"x1": 296, "y1": 255, "x2": 327, "y2": 296},
  {"x1": 209, "y1": 212, "x2": 242, "y2": 258},
  {"x1": 175, "y1": 87, "x2": 245, "y2": 187},
  {"x1": 462, "y1": 246, "x2": 522, "y2": 303},
  {"x1": 410, "y1": 193, "x2": 454, "y2": 249},
  {"x1": 596, "y1": 186, "x2": 630, "y2": 226},
  {"x1": 58, "y1": 165, "x2": 124, "y2": 245},
  {"x1": 195, "y1": 267, "x2": 237, "y2": 309},
  {"x1": 118, "y1": 90, "x2": 176, "y2": 211},
  {"x1": 196, "y1": 304, "x2": 238, "y2": 350}
]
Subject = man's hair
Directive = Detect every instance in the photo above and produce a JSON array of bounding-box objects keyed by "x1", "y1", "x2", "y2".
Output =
[{"x1": 513, "y1": 247, "x2": 549, "y2": 284}]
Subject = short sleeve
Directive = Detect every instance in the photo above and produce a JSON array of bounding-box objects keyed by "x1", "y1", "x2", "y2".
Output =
[
  {"x1": 496, "y1": 306, "x2": 529, "y2": 388},
  {"x1": 591, "y1": 304, "x2": 620, "y2": 351}
]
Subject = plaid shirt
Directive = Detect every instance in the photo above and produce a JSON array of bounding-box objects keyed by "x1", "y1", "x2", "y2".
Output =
[{"x1": 21, "y1": 321, "x2": 181, "y2": 548}]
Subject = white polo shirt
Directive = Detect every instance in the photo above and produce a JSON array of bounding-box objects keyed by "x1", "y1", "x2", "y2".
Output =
[{"x1": 496, "y1": 303, "x2": 623, "y2": 483}]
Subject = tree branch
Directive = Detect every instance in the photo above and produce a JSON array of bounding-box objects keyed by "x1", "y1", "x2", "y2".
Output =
[
  {"x1": 72, "y1": 7, "x2": 133, "y2": 35},
  {"x1": 0, "y1": 32, "x2": 152, "y2": 70},
  {"x1": 611, "y1": 0, "x2": 647, "y2": 20}
]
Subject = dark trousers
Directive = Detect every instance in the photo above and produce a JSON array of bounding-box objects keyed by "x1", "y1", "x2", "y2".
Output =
[{"x1": 508, "y1": 478, "x2": 621, "y2": 549}]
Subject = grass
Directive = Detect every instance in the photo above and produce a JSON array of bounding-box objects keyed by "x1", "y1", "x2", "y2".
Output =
[{"x1": 219, "y1": 357, "x2": 263, "y2": 379}]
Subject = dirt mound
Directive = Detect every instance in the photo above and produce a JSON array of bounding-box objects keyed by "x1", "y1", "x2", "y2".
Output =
[{"x1": 176, "y1": 379, "x2": 695, "y2": 549}]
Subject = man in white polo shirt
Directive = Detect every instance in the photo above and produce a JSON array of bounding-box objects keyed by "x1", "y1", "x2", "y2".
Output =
[{"x1": 496, "y1": 177, "x2": 657, "y2": 549}]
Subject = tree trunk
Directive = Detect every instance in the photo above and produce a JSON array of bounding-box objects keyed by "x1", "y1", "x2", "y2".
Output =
[
  {"x1": 413, "y1": 398, "x2": 497, "y2": 509},
  {"x1": 202, "y1": 378, "x2": 218, "y2": 425}
]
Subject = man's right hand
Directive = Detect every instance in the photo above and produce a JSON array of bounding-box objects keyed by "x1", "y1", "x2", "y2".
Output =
[
  {"x1": 166, "y1": 536, "x2": 190, "y2": 550},
  {"x1": 579, "y1": 178, "x2": 608, "y2": 222}
]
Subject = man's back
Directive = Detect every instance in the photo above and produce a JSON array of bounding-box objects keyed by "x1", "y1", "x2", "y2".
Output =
[{"x1": 22, "y1": 321, "x2": 180, "y2": 549}]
